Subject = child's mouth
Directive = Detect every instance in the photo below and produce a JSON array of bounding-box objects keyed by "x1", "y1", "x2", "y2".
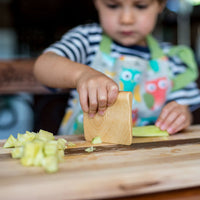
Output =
[{"x1": 120, "y1": 31, "x2": 134, "y2": 36}]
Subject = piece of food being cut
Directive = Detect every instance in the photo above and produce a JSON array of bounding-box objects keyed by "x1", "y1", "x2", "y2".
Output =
[
  {"x1": 68, "y1": 142, "x2": 76, "y2": 147},
  {"x1": 36, "y1": 129, "x2": 55, "y2": 142},
  {"x1": 11, "y1": 147, "x2": 24, "y2": 159},
  {"x1": 132, "y1": 125, "x2": 169, "y2": 137},
  {"x1": 91, "y1": 136, "x2": 102, "y2": 144},
  {"x1": 85, "y1": 146, "x2": 96, "y2": 153},
  {"x1": 15, "y1": 131, "x2": 36, "y2": 147},
  {"x1": 43, "y1": 156, "x2": 58, "y2": 173},
  {"x1": 3, "y1": 135, "x2": 17, "y2": 148}
]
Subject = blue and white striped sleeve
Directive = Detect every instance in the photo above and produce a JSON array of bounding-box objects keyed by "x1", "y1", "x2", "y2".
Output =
[
  {"x1": 44, "y1": 25, "x2": 90, "y2": 64},
  {"x1": 167, "y1": 82, "x2": 200, "y2": 111},
  {"x1": 166, "y1": 56, "x2": 200, "y2": 111}
]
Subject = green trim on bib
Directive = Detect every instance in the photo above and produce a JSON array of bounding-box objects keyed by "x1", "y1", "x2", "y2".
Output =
[
  {"x1": 147, "y1": 35, "x2": 198, "y2": 91},
  {"x1": 100, "y1": 34, "x2": 112, "y2": 54},
  {"x1": 99, "y1": 33, "x2": 198, "y2": 91},
  {"x1": 167, "y1": 46, "x2": 198, "y2": 91},
  {"x1": 146, "y1": 35, "x2": 165, "y2": 59}
]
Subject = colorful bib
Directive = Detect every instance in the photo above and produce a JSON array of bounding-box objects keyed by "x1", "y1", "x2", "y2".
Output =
[{"x1": 58, "y1": 34, "x2": 198, "y2": 134}]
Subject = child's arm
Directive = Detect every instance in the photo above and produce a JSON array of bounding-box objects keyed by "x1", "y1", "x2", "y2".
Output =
[
  {"x1": 34, "y1": 52, "x2": 119, "y2": 117},
  {"x1": 155, "y1": 101, "x2": 192, "y2": 135}
]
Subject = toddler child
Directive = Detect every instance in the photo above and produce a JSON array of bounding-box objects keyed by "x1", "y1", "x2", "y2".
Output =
[{"x1": 34, "y1": 0, "x2": 200, "y2": 135}]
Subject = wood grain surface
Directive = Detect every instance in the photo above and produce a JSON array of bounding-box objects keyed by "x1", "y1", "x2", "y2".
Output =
[
  {"x1": 84, "y1": 91, "x2": 133, "y2": 145},
  {"x1": 0, "y1": 125, "x2": 200, "y2": 200},
  {"x1": 0, "y1": 59, "x2": 50, "y2": 94}
]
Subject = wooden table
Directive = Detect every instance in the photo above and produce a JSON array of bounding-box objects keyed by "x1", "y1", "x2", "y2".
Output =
[
  {"x1": 1, "y1": 125, "x2": 200, "y2": 200},
  {"x1": 0, "y1": 59, "x2": 50, "y2": 94}
]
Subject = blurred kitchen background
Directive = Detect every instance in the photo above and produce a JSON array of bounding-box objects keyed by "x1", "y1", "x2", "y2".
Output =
[{"x1": 0, "y1": 0, "x2": 200, "y2": 138}]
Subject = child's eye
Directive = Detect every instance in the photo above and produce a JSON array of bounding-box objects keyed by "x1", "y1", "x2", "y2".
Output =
[
  {"x1": 106, "y1": 4, "x2": 119, "y2": 9},
  {"x1": 135, "y1": 4, "x2": 148, "y2": 9}
]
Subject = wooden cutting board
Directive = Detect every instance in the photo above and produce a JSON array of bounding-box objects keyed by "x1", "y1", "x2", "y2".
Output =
[{"x1": 1, "y1": 125, "x2": 200, "y2": 200}]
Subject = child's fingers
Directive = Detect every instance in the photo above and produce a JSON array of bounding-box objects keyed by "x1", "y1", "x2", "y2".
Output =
[
  {"x1": 88, "y1": 88, "x2": 98, "y2": 118},
  {"x1": 156, "y1": 102, "x2": 192, "y2": 135},
  {"x1": 166, "y1": 114, "x2": 188, "y2": 134},
  {"x1": 97, "y1": 87, "x2": 107, "y2": 116},
  {"x1": 156, "y1": 102, "x2": 178, "y2": 127},
  {"x1": 166, "y1": 105, "x2": 191, "y2": 134},
  {"x1": 79, "y1": 86, "x2": 89, "y2": 113},
  {"x1": 107, "y1": 84, "x2": 119, "y2": 106},
  {"x1": 159, "y1": 109, "x2": 180, "y2": 131}
]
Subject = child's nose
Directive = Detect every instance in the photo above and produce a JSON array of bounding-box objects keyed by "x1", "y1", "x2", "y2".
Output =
[{"x1": 120, "y1": 9, "x2": 135, "y2": 25}]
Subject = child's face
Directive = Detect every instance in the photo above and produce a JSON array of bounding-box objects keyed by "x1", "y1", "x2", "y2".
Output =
[{"x1": 94, "y1": 0, "x2": 165, "y2": 46}]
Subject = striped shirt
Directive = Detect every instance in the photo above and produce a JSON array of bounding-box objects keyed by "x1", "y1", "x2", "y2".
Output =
[{"x1": 45, "y1": 23, "x2": 200, "y2": 111}]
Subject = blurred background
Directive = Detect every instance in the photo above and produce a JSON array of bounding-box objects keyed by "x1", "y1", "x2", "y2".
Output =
[{"x1": 0, "y1": 0, "x2": 200, "y2": 138}]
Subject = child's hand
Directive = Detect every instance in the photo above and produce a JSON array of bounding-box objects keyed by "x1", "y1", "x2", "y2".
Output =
[
  {"x1": 155, "y1": 101, "x2": 192, "y2": 135},
  {"x1": 76, "y1": 68, "x2": 119, "y2": 117}
]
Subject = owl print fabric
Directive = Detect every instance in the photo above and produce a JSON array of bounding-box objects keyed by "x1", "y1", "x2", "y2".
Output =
[
  {"x1": 91, "y1": 52, "x2": 173, "y2": 127},
  {"x1": 59, "y1": 43, "x2": 173, "y2": 135}
]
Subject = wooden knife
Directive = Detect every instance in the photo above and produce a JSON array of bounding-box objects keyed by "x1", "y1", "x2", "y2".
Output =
[{"x1": 83, "y1": 91, "x2": 133, "y2": 145}]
